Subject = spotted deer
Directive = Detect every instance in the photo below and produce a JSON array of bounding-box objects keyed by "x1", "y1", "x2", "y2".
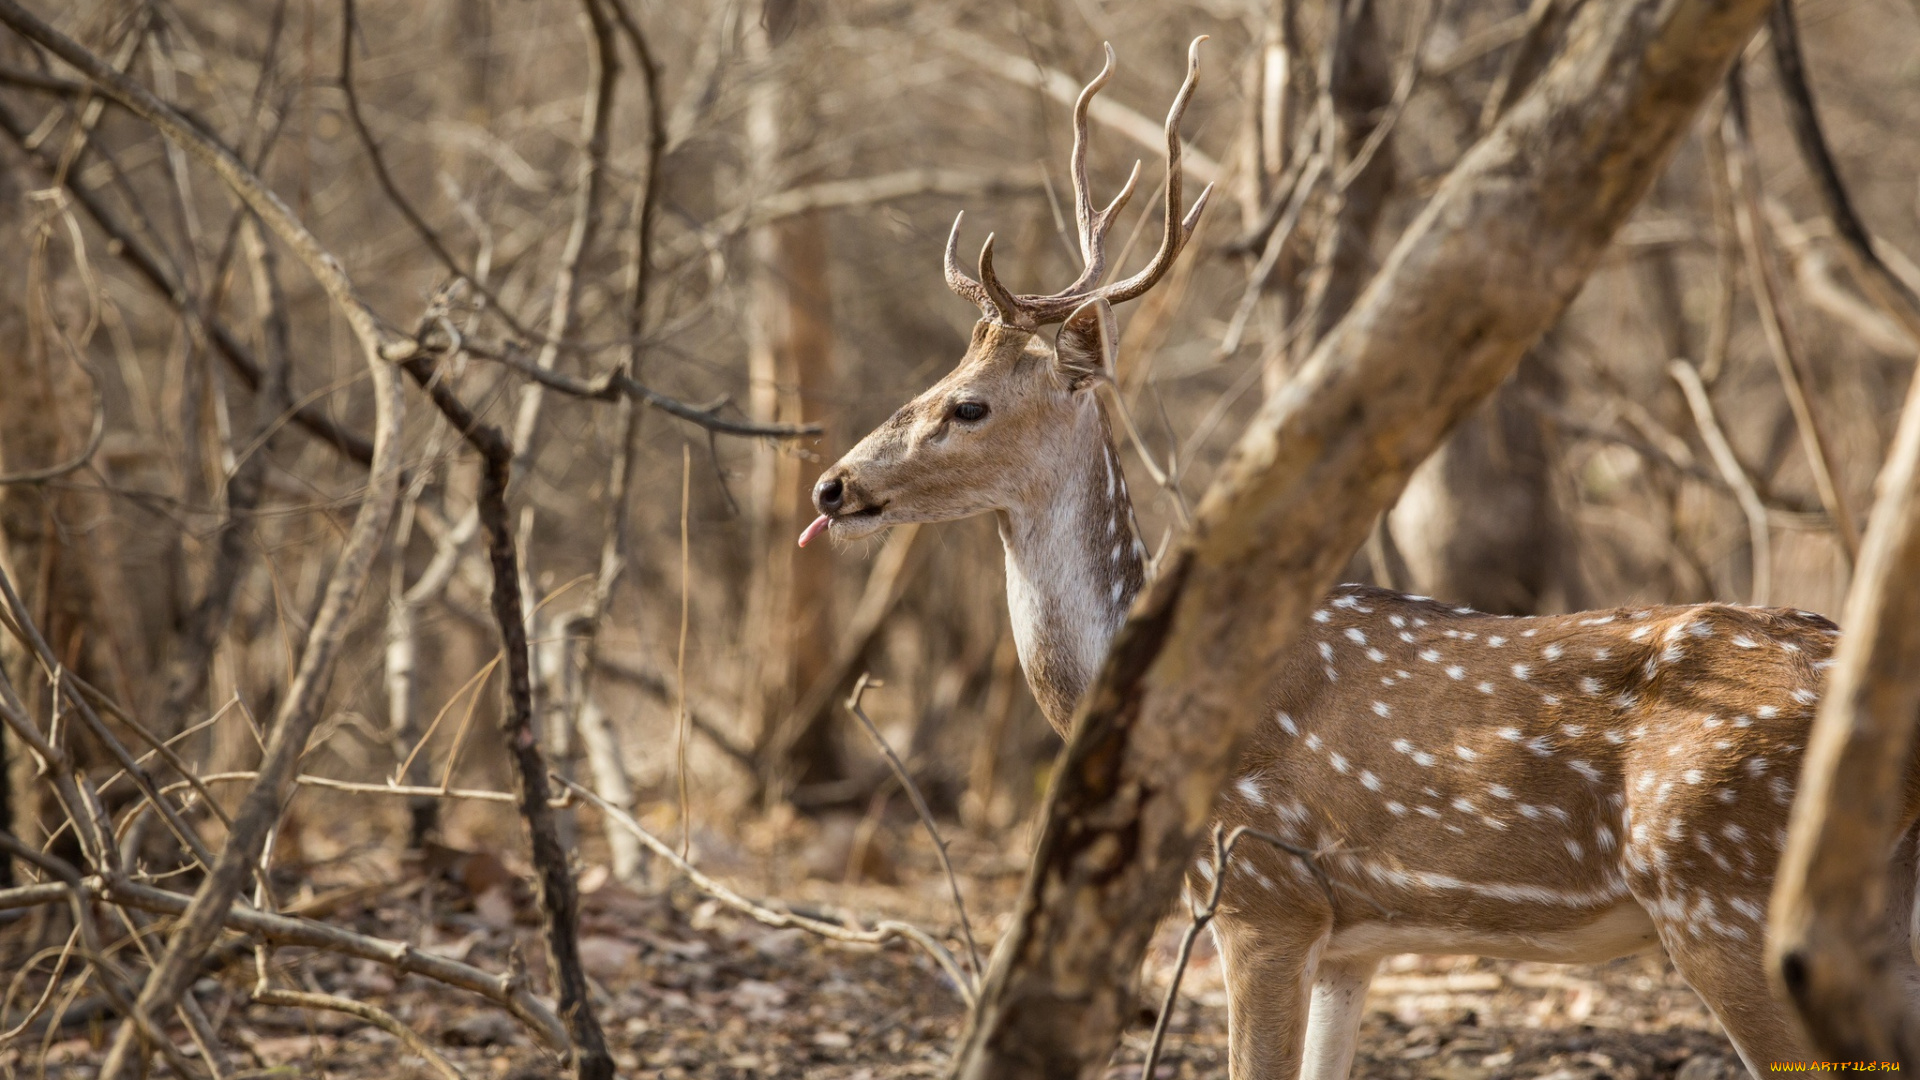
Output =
[{"x1": 800, "y1": 40, "x2": 1920, "y2": 1080}]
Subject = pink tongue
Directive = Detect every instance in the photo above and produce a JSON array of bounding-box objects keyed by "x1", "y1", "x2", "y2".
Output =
[{"x1": 797, "y1": 514, "x2": 832, "y2": 548}]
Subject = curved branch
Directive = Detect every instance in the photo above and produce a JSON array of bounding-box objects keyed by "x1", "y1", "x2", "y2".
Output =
[
  {"x1": 1767, "y1": 0, "x2": 1920, "y2": 342},
  {"x1": 0, "y1": 354, "x2": 104, "y2": 486}
]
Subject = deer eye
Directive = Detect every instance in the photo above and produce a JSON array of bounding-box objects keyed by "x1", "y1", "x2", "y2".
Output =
[{"x1": 952, "y1": 401, "x2": 989, "y2": 423}]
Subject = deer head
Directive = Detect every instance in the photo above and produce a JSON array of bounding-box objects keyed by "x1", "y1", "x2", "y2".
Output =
[{"x1": 798, "y1": 39, "x2": 1212, "y2": 550}]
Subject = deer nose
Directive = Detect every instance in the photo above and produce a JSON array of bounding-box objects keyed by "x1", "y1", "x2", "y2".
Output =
[{"x1": 814, "y1": 475, "x2": 845, "y2": 514}]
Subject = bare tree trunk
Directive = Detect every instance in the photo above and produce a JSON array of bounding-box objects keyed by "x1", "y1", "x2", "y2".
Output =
[
  {"x1": 1389, "y1": 348, "x2": 1579, "y2": 613},
  {"x1": 745, "y1": 8, "x2": 840, "y2": 799},
  {"x1": 949, "y1": 0, "x2": 1774, "y2": 1072},
  {"x1": 1386, "y1": 0, "x2": 1588, "y2": 614},
  {"x1": 1767, "y1": 325, "x2": 1920, "y2": 1064},
  {"x1": 1291, "y1": 0, "x2": 1397, "y2": 367}
]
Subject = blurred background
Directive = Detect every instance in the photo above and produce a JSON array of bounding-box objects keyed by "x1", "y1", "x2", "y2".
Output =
[{"x1": 0, "y1": 0, "x2": 1916, "y2": 1069}]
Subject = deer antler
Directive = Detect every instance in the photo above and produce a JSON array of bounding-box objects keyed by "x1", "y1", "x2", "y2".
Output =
[{"x1": 946, "y1": 37, "x2": 1214, "y2": 328}]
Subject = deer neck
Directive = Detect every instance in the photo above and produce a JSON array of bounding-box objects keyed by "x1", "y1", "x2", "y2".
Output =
[{"x1": 997, "y1": 398, "x2": 1148, "y2": 733}]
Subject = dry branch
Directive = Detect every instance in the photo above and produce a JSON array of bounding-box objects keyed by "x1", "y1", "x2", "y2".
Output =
[
  {"x1": 1670, "y1": 360, "x2": 1772, "y2": 605},
  {"x1": 1766, "y1": 0, "x2": 1920, "y2": 342},
  {"x1": 1719, "y1": 74, "x2": 1861, "y2": 565},
  {"x1": 395, "y1": 349, "x2": 614, "y2": 1079},
  {"x1": 844, "y1": 675, "x2": 981, "y2": 985},
  {"x1": 949, "y1": 0, "x2": 1775, "y2": 1073},
  {"x1": 1138, "y1": 824, "x2": 1334, "y2": 1080},
  {"x1": 1768, "y1": 268, "x2": 1920, "y2": 1063},
  {"x1": 554, "y1": 775, "x2": 978, "y2": 1007},
  {"x1": 0, "y1": 8, "x2": 411, "y2": 1077},
  {"x1": 934, "y1": 29, "x2": 1222, "y2": 186},
  {"x1": 252, "y1": 987, "x2": 469, "y2": 1080},
  {"x1": 0, "y1": 876, "x2": 569, "y2": 1050}
]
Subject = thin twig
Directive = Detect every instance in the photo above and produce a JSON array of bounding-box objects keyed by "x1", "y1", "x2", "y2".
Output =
[
  {"x1": 338, "y1": 0, "x2": 532, "y2": 343},
  {"x1": 843, "y1": 675, "x2": 982, "y2": 986},
  {"x1": 0, "y1": 348, "x2": 104, "y2": 485},
  {"x1": 0, "y1": 875, "x2": 568, "y2": 1050},
  {"x1": 1671, "y1": 360, "x2": 1773, "y2": 605},
  {"x1": 391, "y1": 346, "x2": 613, "y2": 1078},
  {"x1": 676, "y1": 443, "x2": 693, "y2": 858},
  {"x1": 554, "y1": 776, "x2": 978, "y2": 1007},
  {"x1": 1719, "y1": 72, "x2": 1860, "y2": 566},
  {"x1": 433, "y1": 334, "x2": 821, "y2": 438},
  {"x1": 252, "y1": 987, "x2": 468, "y2": 1080},
  {"x1": 1140, "y1": 824, "x2": 1337, "y2": 1080},
  {"x1": 1219, "y1": 153, "x2": 1326, "y2": 357}
]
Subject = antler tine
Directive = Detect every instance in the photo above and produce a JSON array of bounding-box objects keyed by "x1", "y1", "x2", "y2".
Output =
[
  {"x1": 1050, "y1": 156, "x2": 1142, "y2": 301},
  {"x1": 975, "y1": 234, "x2": 1026, "y2": 327},
  {"x1": 945, "y1": 212, "x2": 1007, "y2": 322},
  {"x1": 939, "y1": 41, "x2": 1207, "y2": 328},
  {"x1": 1097, "y1": 35, "x2": 1210, "y2": 307},
  {"x1": 1064, "y1": 44, "x2": 1117, "y2": 277}
]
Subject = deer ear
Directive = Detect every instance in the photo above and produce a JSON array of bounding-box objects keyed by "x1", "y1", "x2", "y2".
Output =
[{"x1": 1054, "y1": 298, "x2": 1118, "y2": 390}]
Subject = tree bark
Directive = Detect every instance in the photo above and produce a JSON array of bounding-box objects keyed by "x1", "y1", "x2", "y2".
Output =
[
  {"x1": 948, "y1": 0, "x2": 1774, "y2": 1074},
  {"x1": 744, "y1": 6, "x2": 841, "y2": 799},
  {"x1": 1767, "y1": 329, "x2": 1920, "y2": 1062},
  {"x1": 1290, "y1": 0, "x2": 1397, "y2": 367}
]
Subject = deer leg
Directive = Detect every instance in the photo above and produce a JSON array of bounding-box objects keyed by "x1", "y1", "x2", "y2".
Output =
[
  {"x1": 1299, "y1": 954, "x2": 1377, "y2": 1080},
  {"x1": 1654, "y1": 917, "x2": 1811, "y2": 1078},
  {"x1": 1211, "y1": 915, "x2": 1323, "y2": 1080}
]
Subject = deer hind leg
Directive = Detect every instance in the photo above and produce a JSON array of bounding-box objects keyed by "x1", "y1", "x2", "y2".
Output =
[
  {"x1": 1300, "y1": 955, "x2": 1377, "y2": 1080},
  {"x1": 1659, "y1": 930, "x2": 1808, "y2": 1077},
  {"x1": 1211, "y1": 913, "x2": 1325, "y2": 1080},
  {"x1": 1638, "y1": 887, "x2": 1812, "y2": 1079}
]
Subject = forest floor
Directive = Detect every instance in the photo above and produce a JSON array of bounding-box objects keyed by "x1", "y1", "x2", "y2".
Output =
[{"x1": 0, "y1": 807, "x2": 1753, "y2": 1080}]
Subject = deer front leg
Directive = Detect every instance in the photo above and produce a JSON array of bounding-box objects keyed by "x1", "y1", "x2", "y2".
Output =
[
  {"x1": 1212, "y1": 915, "x2": 1324, "y2": 1080},
  {"x1": 1301, "y1": 955, "x2": 1377, "y2": 1080}
]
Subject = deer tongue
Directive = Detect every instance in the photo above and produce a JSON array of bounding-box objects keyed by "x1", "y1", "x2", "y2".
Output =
[{"x1": 797, "y1": 514, "x2": 832, "y2": 548}]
